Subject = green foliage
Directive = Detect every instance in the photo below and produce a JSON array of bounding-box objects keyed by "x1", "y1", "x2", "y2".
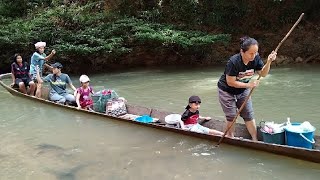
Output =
[
  {"x1": 199, "y1": 0, "x2": 249, "y2": 31},
  {"x1": 116, "y1": 0, "x2": 319, "y2": 31},
  {"x1": 0, "y1": 0, "x2": 54, "y2": 18},
  {"x1": 1, "y1": 0, "x2": 318, "y2": 73},
  {"x1": 0, "y1": 1, "x2": 229, "y2": 71},
  {"x1": 161, "y1": 0, "x2": 200, "y2": 26},
  {"x1": 0, "y1": 0, "x2": 28, "y2": 18},
  {"x1": 133, "y1": 25, "x2": 230, "y2": 50}
]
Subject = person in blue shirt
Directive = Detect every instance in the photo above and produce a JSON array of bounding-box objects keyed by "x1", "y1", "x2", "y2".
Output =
[
  {"x1": 36, "y1": 62, "x2": 77, "y2": 105},
  {"x1": 30, "y1": 41, "x2": 56, "y2": 97},
  {"x1": 217, "y1": 36, "x2": 277, "y2": 141}
]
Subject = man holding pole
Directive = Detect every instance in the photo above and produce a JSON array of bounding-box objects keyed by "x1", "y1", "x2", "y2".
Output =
[{"x1": 217, "y1": 36, "x2": 277, "y2": 141}]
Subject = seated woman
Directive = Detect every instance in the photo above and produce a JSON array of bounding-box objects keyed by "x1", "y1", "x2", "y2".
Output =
[
  {"x1": 36, "y1": 62, "x2": 76, "y2": 104},
  {"x1": 11, "y1": 54, "x2": 36, "y2": 95}
]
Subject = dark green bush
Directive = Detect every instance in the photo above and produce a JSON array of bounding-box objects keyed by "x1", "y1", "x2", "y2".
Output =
[
  {"x1": 1, "y1": 0, "x2": 318, "y2": 73},
  {"x1": 0, "y1": 1, "x2": 230, "y2": 72}
]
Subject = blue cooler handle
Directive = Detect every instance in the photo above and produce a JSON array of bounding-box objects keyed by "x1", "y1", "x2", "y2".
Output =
[{"x1": 299, "y1": 133, "x2": 315, "y2": 144}]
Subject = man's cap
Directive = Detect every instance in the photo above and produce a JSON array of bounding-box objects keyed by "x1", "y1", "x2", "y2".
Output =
[
  {"x1": 51, "y1": 62, "x2": 63, "y2": 69},
  {"x1": 185, "y1": 95, "x2": 201, "y2": 109},
  {"x1": 188, "y1": 95, "x2": 201, "y2": 103}
]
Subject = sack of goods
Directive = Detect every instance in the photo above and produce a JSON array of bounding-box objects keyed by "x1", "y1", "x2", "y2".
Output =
[
  {"x1": 260, "y1": 121, "x2": 286, "y2": 145},
  {"x1": 261, "y1": 121, "x2": 286, "y2": 134},
  {"x1": 92, "y1": 89, "x2": 119, "y2": 113},
  {"x1": 106, "y1": 97, "x2": 127, "y2": 117}
]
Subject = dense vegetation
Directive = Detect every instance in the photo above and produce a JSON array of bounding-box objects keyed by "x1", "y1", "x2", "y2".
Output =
[{"x1": 0, "y1": 0, "x2": 319, "y2": 73}]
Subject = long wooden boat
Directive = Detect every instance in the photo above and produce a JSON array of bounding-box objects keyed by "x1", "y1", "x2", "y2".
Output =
[{"x1": 1, "y1": 73, "x2": 320, "y2": 163}]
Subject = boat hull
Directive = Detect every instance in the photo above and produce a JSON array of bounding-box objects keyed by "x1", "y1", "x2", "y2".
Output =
[{"x1": 1, "y1": 73, "x2": 320, "y2": 163}]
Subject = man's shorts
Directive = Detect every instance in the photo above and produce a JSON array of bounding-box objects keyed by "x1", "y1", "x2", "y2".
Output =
[
  {"x1": 218, "y1": 88, "x2": 254, "y2": 122},
  {"x1": 31, "y1": 73, "x2": 43, "y2": 83}
]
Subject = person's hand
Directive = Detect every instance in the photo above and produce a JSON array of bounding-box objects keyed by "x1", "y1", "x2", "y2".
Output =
[
  {"x1": 268, "y1": 51, "x2": 277, "y2": 62},
  {"x1": 248, "y1": 80, "x2": 260, "y2": 88},
  {"x1": 10, "y1": 83, "x2": 14, "y2": 87},
  {"x1": 77, "y1": 106, "x2": 81, "y2": 110},
  {"x1": 36, "y1": 65, "x2": 40, "y2": 73},
  {"x1": 73, "y1": 90, "x2": 77, "y2": 97},
  {"x1": 204, "y1": 117, "x2": 211, "y2": 121},
  {"x1": 51, "y1": 49, "x2": 56, "y2": 55}
]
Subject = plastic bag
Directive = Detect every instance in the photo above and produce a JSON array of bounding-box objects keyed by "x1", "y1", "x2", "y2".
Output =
[
  {"x1": 92, "y1": 89, "x2": 119, "y2": 113},
  {"x1": 285, "y1": 121, "x2": 316, "y2": 133},
  {"x1": 106, "y1": 97, "x2": 127, "y2": 116},
  {"x1": 135, "y1": 115, "x2": 153, "y2": 123},
  {"x1": 260, "y1": 121, "x2": 286, "y2": 134},
  {"x1": 165, "y1": 114, "x2": 181, "y2": 124}
]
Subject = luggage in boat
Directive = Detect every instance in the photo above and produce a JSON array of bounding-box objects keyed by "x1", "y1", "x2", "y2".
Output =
[
  {"x1": 260, "y1": 121, "x2": 286, "y2": 145},
  {"x1": 106, "y1": 97, "x2": 127, "y2": 116},
  {"x1": 285, "y1": 122, "x2": 316, "y2": 149},
  {"x1": 164, "y1": 114, "x2": 181, "y2": 128},
  {"x1": 92, "y1": 89, "x2": 119, "y2": 113},
  {"x1": 135, "y1": 115, "x2": 154, "y2": 123}
]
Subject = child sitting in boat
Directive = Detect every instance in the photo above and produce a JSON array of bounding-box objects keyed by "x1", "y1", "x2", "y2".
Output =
[
  {"x1": 180, "y1": 95, "x2": 223, "y2": 136},
  {"x1": 11, "y1": 54, "x2": 36, "y2": 95},
  {"x1": 75, "y1": 75, "x2": 94, "y2": 110}
]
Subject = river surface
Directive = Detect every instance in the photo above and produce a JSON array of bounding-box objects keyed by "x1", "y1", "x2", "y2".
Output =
[{"x1": 0, "y1": 65, "x2": 320, "y2": 179}]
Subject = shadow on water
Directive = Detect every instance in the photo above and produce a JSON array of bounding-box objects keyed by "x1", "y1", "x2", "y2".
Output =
[
  {"x1": 35, "y1": 143, "x2": 95, "y2": 180},
  {"x1": 47, "y1": 164, "x2": 88, "y2": 180},
  {"x1": 36, "y1": 143, "x2": 65, "y2": 155}
]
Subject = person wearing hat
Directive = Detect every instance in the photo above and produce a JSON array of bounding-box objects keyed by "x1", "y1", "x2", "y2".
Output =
[
  {"x1": 75, "y1": 75, "x2": 94, "y2": 110},
  {"x1": 30, "y1": 41, "x2": 56, "y2": 98},
  {"x1": 36, "y1": 62, "x2": 77, "y2": 104},
  {"x1": 180, "y1": 95, "x2": 223, "y2": 136}
]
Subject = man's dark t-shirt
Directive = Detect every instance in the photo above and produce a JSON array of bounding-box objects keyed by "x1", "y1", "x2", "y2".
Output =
[{"x1": 217, "y1": 53, "x2": 264, "y2": 95}]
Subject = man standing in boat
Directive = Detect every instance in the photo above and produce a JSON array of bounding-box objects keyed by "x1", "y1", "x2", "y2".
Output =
[
  {"x1": 29, "y1": 41, "x2": 56, "y2": 98},
  {"x1": 217, "y1": 36, "x2": 277, "y2": 141}
]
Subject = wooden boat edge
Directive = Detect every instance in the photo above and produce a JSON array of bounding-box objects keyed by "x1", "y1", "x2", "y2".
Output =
[{"x1": 1, "y1": 73, "x2": 320, "y2": 163}]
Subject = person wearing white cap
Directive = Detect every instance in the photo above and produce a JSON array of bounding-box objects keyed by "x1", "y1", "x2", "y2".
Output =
[
  {"x1": 75, "y1": 75, "x2": 94, "y2": 110},
  {"x1": 30, "y1": 41, "x2": 56, "y2": 98}
]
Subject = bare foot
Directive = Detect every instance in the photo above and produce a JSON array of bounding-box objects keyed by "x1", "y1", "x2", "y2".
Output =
[{"x1": 225, "y1": 135, "x2": 235, "y2": 139}]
